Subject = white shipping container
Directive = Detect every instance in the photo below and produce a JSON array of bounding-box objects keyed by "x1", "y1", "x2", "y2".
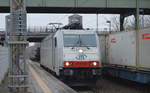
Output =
[
  {"x1": 107, "y1": 28, "x2": 150, "y2": 70},
  {"x1": 139, "y1": 28, "x2": 150, "y2": 69}
]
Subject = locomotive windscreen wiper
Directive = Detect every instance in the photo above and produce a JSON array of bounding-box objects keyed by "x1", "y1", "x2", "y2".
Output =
[
  {"x1": 80, "y1": 39, "x2": 90, "y2": 49},
  {"x1": 71, "y1": 36, "x2": 91, "y2": 49},
  {"x1": 71, "y1": 39, "x2": 80, "y2": 49}
]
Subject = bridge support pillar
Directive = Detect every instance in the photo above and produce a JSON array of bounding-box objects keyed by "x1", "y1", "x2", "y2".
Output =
[{"x1": 120, "y1": 14, "x2": 125, "y2": 31}]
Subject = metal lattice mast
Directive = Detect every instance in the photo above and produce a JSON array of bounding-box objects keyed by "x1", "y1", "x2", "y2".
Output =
[{"x1": 8, "y1": 0, "x2": 29, "y2": 92}]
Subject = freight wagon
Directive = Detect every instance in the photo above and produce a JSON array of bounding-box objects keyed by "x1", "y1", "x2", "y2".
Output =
[
  {"x1": 40, "y1": 29, "x2": 102, "y2": 80},
  {"x1": 100, "y1": 28, "x2": 150, "y2": 83}
]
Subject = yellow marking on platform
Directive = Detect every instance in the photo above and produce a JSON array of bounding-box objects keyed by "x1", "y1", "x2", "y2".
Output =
[{"x1": 29, "y1": 64, "x2": 53, "y2": 93}]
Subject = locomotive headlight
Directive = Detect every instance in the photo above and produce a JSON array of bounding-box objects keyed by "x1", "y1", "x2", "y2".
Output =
[
  {"x1": 79, "y1": 49, "x2": 83, "y2": 53},
  {"x1": 93, "y1": 62, "x2": 97, "y2": 66},
  {"x1": 65, "y1": 62, "x2": 70, "y2": 66}
]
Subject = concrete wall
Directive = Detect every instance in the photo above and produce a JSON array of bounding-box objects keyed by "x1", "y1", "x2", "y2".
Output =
[{"x1": 0, "y1": 46, "x2": 9, "y2": 84}]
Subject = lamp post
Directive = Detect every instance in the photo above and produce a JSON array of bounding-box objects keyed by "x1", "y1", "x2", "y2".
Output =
[
  {"x1": 96, "y1": 14, "x2": 99, "y2": 31},
  {"x1": 106, "y1": 21, "x2": 111, "y2": 31}
]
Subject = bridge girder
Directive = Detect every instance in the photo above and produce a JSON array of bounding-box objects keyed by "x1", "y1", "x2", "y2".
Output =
[{"x1": 0, "y1": 0, "x2": 150, "y2": 14}]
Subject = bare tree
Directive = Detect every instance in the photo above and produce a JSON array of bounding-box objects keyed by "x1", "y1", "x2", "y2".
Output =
[
  {"x1": 110, "y1": 16, "x2": 120, "y2": 31},
  {"x1": 144, "y1": 15, "x2": 150, "y2": 27},
  {"x1": 109, "y1": 15, "x2": 150, "y2": 31},
  {"x1": 124, "y1": 15, "x2": 135, "y2": 31},
  {"x1": 105, "y1": 15, "x2": 135, "y2": 32}
]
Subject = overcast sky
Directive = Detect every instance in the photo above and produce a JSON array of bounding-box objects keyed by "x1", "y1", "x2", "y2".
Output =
[{"x1": 0, "y1": 13, "x2": 118, "y2": 31}]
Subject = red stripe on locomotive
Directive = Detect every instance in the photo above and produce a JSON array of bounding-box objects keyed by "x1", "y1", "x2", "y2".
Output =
[{"x1": 64, "y1": 61, "x2": 100, "y2": 68}]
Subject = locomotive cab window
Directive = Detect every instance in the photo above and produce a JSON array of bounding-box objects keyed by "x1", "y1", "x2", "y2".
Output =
[{"x1": 63, "y1": 34, "x2": 97, "y2": 47}]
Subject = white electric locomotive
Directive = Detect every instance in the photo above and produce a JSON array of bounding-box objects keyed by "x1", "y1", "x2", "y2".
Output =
[
  {"x1": 41, "y1": 14, "x2": 102, "y2": 80},
  {"x1": 40, "y1": 29, "x2": 102, "y2": 79}
]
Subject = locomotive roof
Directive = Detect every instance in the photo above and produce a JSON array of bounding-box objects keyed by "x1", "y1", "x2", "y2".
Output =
[{"x1": 61, "y1": 29, "x2": 96, "y2": 34}]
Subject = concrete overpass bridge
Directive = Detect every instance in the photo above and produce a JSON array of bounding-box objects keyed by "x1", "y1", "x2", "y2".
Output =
[
  {"x1": 26, "y1": 31, "x2": 54, "y2": 42},
  {"x1": 25, "y1": 27, "x2": 55, "y2": 42},
  {"x1": 0, "y1": 28, "x2": 54, "y2": 43},
  {"x1": 0, "y1": 0, "x2": 150, "y2": 14}
]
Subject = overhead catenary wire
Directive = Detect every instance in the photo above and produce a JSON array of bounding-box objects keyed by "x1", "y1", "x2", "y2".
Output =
[{"x1": 54, "y1": 0, "x2": 90, "y2": 23}]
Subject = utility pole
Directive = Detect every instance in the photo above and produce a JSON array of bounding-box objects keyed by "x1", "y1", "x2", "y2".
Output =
[
  {"x1": 96, "y1": 14, "x2": 99, "y2": 31},
  {"x1": 7, "y1": 0, "x2": 29, "y2": 93},
  {"x1": 135, "y1": 0, "x2": 140, "y2": 70}
]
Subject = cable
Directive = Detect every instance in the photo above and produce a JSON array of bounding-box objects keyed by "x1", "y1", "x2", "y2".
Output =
[{"x1": 54, "y1": 0, "x2": 90, "y2": 23}]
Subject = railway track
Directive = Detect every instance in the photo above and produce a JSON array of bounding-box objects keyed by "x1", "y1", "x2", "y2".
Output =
[
  {"x1": 72, "y1": 86, "x2": 96, "y2": 93},
  {"x1": 69, "y1": 77, "x2": 150, "y2": 93},
  {"x1": 29, "y1": 61, "x2": 150, "y2": 93}
]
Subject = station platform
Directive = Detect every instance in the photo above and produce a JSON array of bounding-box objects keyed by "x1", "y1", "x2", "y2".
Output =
[{"x1": 28, "y1": 60, "x2": 78, "y2": 93}]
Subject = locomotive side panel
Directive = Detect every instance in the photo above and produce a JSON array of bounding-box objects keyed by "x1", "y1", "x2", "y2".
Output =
[
  {"x1": 53, "y1": 31, "x2": 64, "y2": 75},
  {"x1": 41, "y1": 35, "x2": 55, "y2": 72}
]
